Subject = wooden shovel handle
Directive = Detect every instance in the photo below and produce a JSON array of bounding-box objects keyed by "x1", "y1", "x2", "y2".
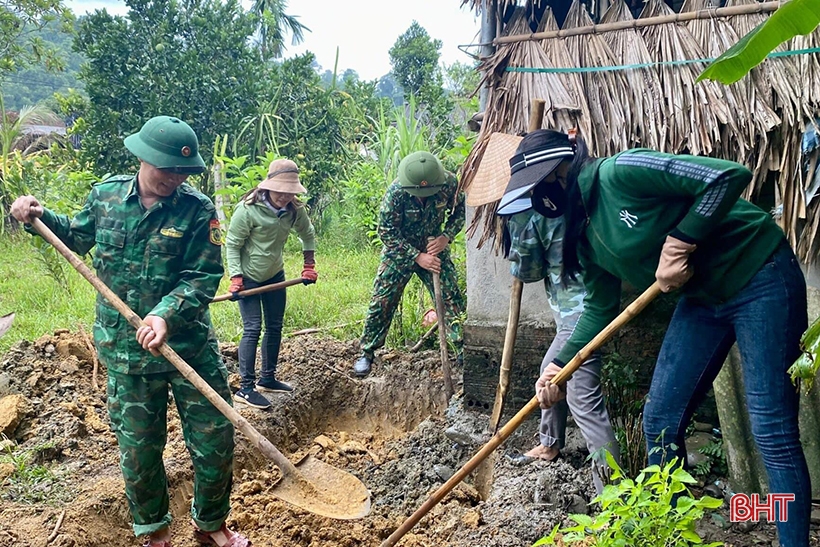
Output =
[
  {"x1": 30, "y1": 217, "x2": 301, "y2": 478},
  {"x1": 212, "y1": 277, "x2": 304, "y2": 303},
  {"x1": 380, "y1": 281, "x2": 662, "y2": 547},
  {"x1": 428, "y1": 236, "x2": 455, "y2": 399},
  {"x1": 488, "y1": 278, "x2": 523, "y2": 432}
]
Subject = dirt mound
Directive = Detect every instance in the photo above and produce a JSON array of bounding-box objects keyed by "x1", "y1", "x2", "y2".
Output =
[{"x1": 0, "y1": 331, "x2": 817, "y2": 547}]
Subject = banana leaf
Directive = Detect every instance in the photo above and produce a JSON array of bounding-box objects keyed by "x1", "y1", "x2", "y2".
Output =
[
  {"x1": 698, "y1": 0, "x2": 820, "y2": 84},
  {"x1": 788, "y1": 315, "x2": 820, "y2": 390}
]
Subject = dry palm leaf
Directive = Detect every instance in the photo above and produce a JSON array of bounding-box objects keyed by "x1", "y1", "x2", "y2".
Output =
[
  {"x1": 684, "y1": 0, "x2": 780, "y2": 200},
  {"x1": 537, "y1": 7, "x2": 593, "y2": 142},
  {"x1": 460, "y1": 9, "x2": 582, "y2": 251},
  {"x1": 563, "y1": 0, "x2": 630, "y2": 157},
  {"x1": 640, "y1": 0, "x2": 730, "y2": 156},
  {"x1": 600, "y1": 0, "x2": 665, "y2": 151}
]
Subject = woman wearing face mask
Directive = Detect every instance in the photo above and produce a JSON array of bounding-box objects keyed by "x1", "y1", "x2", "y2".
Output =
[
  {"x1": 226, "y1": 158, "x2": 317, "y2": 410},
  {"x1": 523, "y1": 131, "x2": 810, "y2": 547}
]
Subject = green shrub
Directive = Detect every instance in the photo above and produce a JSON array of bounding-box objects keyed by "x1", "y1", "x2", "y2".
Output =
[{"x1": 534, "y1": 453, "x2": 723, "y2": 547}]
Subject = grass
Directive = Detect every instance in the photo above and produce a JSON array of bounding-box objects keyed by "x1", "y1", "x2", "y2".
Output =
[
  {"x1": 0, "y1": 441, "x2": 71, "y2": 505},
  {"x1": 0, "y1": 221, "x2": 465, "y2": 356}
]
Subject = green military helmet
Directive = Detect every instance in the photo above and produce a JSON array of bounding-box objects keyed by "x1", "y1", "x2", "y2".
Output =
[
  {"x1": 398, "y1": 151, "x2": 446, "y2": 197},
  {"x1": 124, "y1": 116, "x2": 206, "y2": 174}
]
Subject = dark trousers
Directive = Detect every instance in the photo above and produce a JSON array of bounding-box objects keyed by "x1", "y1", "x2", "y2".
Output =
[
  {"x1": 237, "y1": 270, "x2": 286, "y2": 390},
  {"x1": 643, "y1": 243, "x2": 810, "y2": 547}
]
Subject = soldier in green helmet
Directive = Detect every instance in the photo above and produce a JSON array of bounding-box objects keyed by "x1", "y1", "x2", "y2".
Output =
[
  {"x1": 352, "y1": 151, "x2": 466, "y2": 377},
  {"x1": 11, "y1": 116, "x2": 252, "y2": 547}
]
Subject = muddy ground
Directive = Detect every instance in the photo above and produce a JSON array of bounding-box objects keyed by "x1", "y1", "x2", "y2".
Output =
[{"x1": 0, "y1": 331, "x2": 818, "y2": 547}]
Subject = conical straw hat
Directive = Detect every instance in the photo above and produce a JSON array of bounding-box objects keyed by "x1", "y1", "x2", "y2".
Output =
[{"x1": 465, "y1": 132, "x2": 523, "y2": 207}]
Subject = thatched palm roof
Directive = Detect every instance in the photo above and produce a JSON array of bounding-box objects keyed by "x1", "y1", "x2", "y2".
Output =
[{"x1": 461, "y1": 0, "x2": 820, "y2": 263}]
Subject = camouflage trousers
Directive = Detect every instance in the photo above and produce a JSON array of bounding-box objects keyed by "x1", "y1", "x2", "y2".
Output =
[
  {"x1": 360, "y1": 254, "x2": 465, "y2": 356},
  {"x1": 106, "y1": 362, "x2": 235, "y2": 537}
]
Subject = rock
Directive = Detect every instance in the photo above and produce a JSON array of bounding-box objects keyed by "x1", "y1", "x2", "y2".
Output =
[
  {"x1": 0, "y1": 394, "x2": 30, "y2": 437},
  {"x1": 0, "y1": 439, "x2": 15, "y2": 452},
  {"x1": 810, "y1": 507, "x2": 820, "y2": 525},
  {"x1": 702, "y1": 483, "x2": 723, "y2": 499},
  {"x1": 735, "y1": 520, "x2": 758, "y2": 533},
  {"x1": 313, "y1": 435, "x2": 336, "y2": 450},
  {"x1": 461, "y1": 509, "x2": 482, "y2": 528},
  {"x1": 433, "y1": 464, "x2": 454, "y2": 481},
  {"x1": 0, "y1": 462, "x2": 15, "y2": 483},
  {"x1": 693, "y1": 421, "x2": 714, "y2": 433},
  {"x1": 567, "y1": 494, "x2": 589, "y2": 515},
  {"x1": 340, "y1": 440, "x2": 367, "y2": 454},
  {"x1": 84, "y1": 407, "x2": 108, "y2": 433}
]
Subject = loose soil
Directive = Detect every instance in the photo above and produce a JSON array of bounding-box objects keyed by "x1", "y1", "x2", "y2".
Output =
[{"x1": 0, "y1": 330, "x2": 818, "y2": 546}]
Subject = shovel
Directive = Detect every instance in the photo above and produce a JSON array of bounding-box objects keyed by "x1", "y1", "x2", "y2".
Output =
[
  {"x1": 0, "y1": 313, "x2": 14, "y2": 338},
  {"x1": 380, "y1": 282, "x2": 663, "y2": 546},
  {"x1": 30, "y1": 217, "x2": 371, "y2": 521},
  {"x1": 212, "y1": 277, "x2": 305, "y2": 303},
  {"x1": 428, "y1": 236, "x2": 455, "y2": 399}
]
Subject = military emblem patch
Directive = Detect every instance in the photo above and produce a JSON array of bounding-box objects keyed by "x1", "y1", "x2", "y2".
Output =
[
  {"x1": 160, "y1": 227, "x2": 185, "y2": 238},
  {"x1": 181, "y1": 145, "x2": 192, "y2": 157},
  {"x1": 420, "y1": 180, "x2": 428, "y2": 187},
  {"x1": 209, "y1": 219, "x2": 223, "y2": 245}
]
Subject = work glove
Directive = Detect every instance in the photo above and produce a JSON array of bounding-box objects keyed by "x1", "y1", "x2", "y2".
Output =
[
  {"x1": 301, "y1": 263, "x2": 318, "y2": 285},
  {"x1": 228, "y1": 275, "x2": 244, "y2": 301},
  {"x1": 535, "y1": 363, "x2": 567, "y2": 409},
  {"x1": 655, "y1": 235, "x2": 697, "y2": 293}
]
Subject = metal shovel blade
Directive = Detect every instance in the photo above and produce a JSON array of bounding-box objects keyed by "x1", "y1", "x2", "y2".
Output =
[
  {"x1": 271, "y1": 454, "x2": 371, "y2": 520},
  {"x1": 0, "y1": 313, "x2": 15, "y2": 339}
]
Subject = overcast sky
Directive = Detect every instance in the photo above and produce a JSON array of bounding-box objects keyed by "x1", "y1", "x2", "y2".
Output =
[{"x1": 63, "y1": 0, "x2": 482, "y2": 81}]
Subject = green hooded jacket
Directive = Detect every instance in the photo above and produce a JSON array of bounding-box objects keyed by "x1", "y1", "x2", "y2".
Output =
[{"x1": 555, "y1": 149, "x2": 784, "y2": 365}]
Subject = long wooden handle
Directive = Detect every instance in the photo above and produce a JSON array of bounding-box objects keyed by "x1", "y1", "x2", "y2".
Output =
[
  {"x1": 429, "y1": 237, "x2": 455, "y2": 399},
  {"x1": 212, "y1": 278, "x2": 304, "y2": 303},
  {"x1": 488, "y1": 278, "x2": 523, "y2": 432},
  {"x1": 527, "y1": 98, "x2": 546, "y2": 132},
  {"x1": 30, "y1": 217, "x2": 302, "y2": 478},
  {"x1": 380, "y1": 282, "x2": 662, "y2": 547}
]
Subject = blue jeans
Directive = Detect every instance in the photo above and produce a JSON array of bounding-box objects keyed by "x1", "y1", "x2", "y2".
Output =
[
  {"x1": 237, "y1": 270, "x2": 286, "y2": 390},
  {"x1": 643, "y1": 243, "x2": 810, "y2": 547}
]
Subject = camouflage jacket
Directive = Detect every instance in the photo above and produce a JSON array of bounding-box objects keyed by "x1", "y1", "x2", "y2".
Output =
[
  {"x1": 32, "y1": 175, "x2": 224, "y2": 374},
  {"x1": 506, "y1": 210, "x2": 585, "y2": 326},
  {"x1": 377, "y1": 172, "x2": 465, "y2": 270}
]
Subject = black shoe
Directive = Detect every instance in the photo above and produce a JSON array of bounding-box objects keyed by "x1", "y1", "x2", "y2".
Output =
[
  {"x1": 256, "y1": 378, "x2": 293, "y2": 393},
  {"x1": 353, "y1": 355, "x2": 372, "y2": 378},
  {"x1": 233, "y1": 388, "x2": 271, "y2": 409}
]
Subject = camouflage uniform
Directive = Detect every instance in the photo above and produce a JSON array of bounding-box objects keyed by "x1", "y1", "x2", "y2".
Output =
[
  {"x1": 31, "y1": 175, "x2": 234, "y2": 536},
  {"x1": 360, "y1": 173, "x2": 466, "y2": 356},
  {"x1": 507, "y1": 210, "x2": 618, "y2": 494}
]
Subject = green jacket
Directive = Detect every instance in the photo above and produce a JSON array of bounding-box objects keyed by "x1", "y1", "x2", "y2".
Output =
[
  {"x1": 506, "y1": 211, "x2": 585, "y2": 325},
  {"x1": 31, "y1": 175, "x2": 225, "y2": 374},
  {"x1": 225, "y1": 199, "x2": 316, "y2": 282},
  {"x1": 378, "y1": 172, "x2": 464, "y2": 270},
  {"x1": 555, "y1": 149, "x2": 784, "y2": 364}
]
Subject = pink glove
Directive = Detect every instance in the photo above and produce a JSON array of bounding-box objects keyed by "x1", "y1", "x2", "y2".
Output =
[{"x1": 301, "y1": 264, "x2": 317, "y2": 284}]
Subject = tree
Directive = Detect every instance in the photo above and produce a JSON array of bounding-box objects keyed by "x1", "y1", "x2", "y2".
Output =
[
  {"x1": 75, "y1": 0, "x2": 264, "y2": 178},
  {"x1": 388, "y1": 21, "x2": 442, "y2": 99},
  {"x1": 443, "y1": 60, "x2": 480, "y2": 99},
  {"x1": 0, "y1": 0, "x2": 72, "y2": 77},
  {"x1": 249, "y1": 0, "x2": 308, "y2": 60}
]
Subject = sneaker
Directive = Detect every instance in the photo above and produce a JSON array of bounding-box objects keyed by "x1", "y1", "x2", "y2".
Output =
[
  {"x1": 233, "y1": 388, "x2": 271, "y2": 409},
  {"x1": 256, "y1": 378, "x2": 293, "y2": 393}
]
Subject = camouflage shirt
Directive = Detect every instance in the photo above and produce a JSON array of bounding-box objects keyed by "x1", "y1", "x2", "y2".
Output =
[
  {"x1": 33, "y1": 175, "x2": 224, "y2": 374},
  {"x1": 506, "y1": 210, "x2": 585, "y2": 326},
  {"x1": 377, "y1": 172, "x2": 465, "y2": 270}
]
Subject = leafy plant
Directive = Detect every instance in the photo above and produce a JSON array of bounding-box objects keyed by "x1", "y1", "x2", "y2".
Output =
[
  {"x1": 691, "y1": 437, "x2": 727, "y2": 480},
  {"x1": 601, "y1": 353, "x2": 647, "y2": 477},
  {"x1": 0, "y1": 442, "x2": 70, "y2": 505},
  {"x1": 788, "y1": 316, "x2": 820, "y2": 390},
  {"x1": 534, "y1": 453, "x2": 723, "y2": 547},
  {"x1": 698, "y1": 0, "x2": 820, "y2": 84}
]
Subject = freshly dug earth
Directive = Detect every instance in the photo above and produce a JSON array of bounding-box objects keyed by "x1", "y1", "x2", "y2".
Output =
[{"x1": 0, "y1": 331, "x2": 817, "y2": 547}]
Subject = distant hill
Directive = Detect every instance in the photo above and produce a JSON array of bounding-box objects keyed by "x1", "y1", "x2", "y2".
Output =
[{"x1": 2, "y1": 19, "x2": 85, "y2": 110}]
